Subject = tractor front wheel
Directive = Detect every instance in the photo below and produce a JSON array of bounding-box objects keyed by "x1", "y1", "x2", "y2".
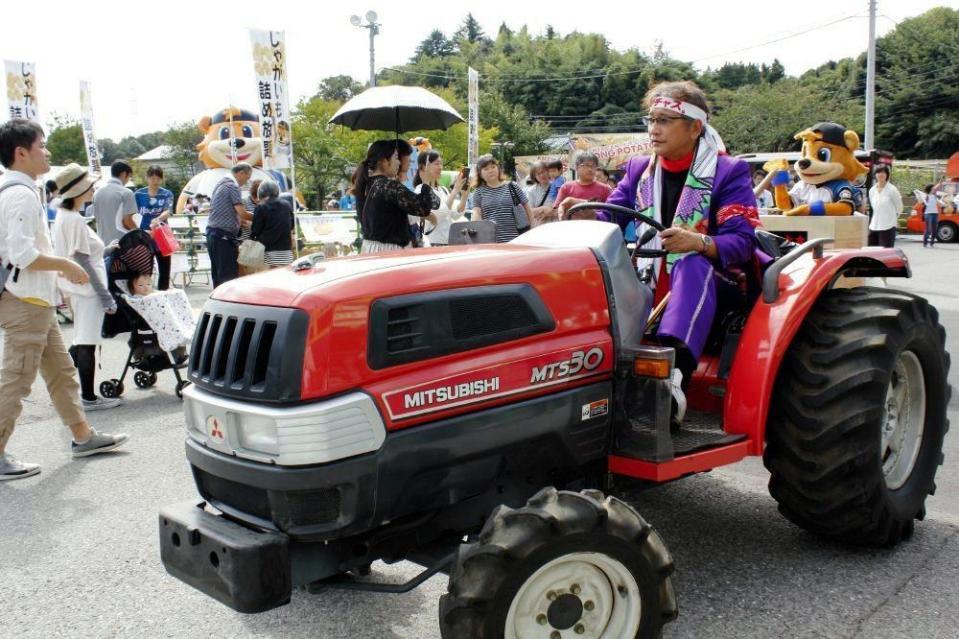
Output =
[
  {"x1": 439, "y1": 487, "x2": 677, "y2": 639},
  {"x1": 764, "y1": 287, "x2": 950, "y2": 546}
]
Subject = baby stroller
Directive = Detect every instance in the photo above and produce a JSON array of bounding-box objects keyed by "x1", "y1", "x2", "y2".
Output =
[{"x1": 101, "y1": 230, "x2": 192, "y2": 399}]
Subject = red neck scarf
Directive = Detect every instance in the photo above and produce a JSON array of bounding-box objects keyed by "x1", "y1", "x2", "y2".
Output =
[{"x1": 659, "y1": 151, "x2": 694, "y2": 173}]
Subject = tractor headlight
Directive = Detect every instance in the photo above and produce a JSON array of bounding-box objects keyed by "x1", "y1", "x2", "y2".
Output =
[{"x1": 238, "y1": 414, "x2": 279, "y2": 456}]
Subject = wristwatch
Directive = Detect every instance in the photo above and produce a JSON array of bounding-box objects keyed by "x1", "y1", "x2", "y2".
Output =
[{"x1": 699, "y1": 233, "x2": 713, "y2": 253}]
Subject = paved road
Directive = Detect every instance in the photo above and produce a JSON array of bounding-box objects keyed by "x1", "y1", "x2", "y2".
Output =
[{"x1": 2, "y1": 237, "x2": 958, "y2": 638}]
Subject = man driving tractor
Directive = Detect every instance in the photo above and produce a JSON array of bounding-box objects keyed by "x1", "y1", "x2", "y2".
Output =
[{"x1": 601, "y1": 80, "x2": 759, "y2": 424}]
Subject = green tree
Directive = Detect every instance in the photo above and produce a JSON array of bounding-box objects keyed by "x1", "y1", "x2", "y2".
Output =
[
  {"x1": 454, "y1": 13, "x2": 487, "y2": 44},
  {"x1": 292, "y1": 98, "x2": 377, "y2": 208},
  {"x1": 163, "y1": 120, "x2": 204, "y2": 178},
  {"x1": 711, "y1": 79, "x2": 864, "y2": 154},
  {"x1": 414, "y1": 30, "x2": 455, "y2": 59},
  {"x1": 316, "y1": 75, "x2": 364, "y2": 102},
  {"x1": 46, "y1": 115, "x2": 86, "y2": 165}
]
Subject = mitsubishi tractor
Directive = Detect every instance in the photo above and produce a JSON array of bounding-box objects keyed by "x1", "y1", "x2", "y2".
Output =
[{"x1": 159, "y1": 204, "x2": 949, "y2": 638}]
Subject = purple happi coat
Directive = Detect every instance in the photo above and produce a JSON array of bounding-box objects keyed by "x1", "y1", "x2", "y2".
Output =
[{"x1": 602, "y1": 154, "x2": 759, "y2": 360}]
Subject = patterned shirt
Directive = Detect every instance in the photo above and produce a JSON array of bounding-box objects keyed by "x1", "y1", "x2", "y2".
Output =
[
  {"x1": 134, "y1": 187, "x2": 174, "y2": 230},
  {"x1": 473, "y1": 182, "x2": 528, "y2": 243},
  {"x1": 208, "y1": 177, "x2": 243, "y2": 234}
]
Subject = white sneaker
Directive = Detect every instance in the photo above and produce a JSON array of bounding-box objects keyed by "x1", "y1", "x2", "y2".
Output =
[
  {"x1": 669, "y1": 368, "x2": 687, "y2": 426},
  {"x1": 82, "y1": 397, "x2": 122, "y2": 412},
  {"x1": 0, "y1": 454, "x2": 41, "y2": 481}
]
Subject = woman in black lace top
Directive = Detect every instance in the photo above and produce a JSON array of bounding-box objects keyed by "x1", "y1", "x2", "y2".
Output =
[{"x1": 353, "y1": 139, "x2": 437, "y2": 253}]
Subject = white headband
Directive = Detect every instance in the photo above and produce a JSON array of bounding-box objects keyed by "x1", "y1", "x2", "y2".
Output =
[{"x1": 650, "y1": 96, "x2": 709, "y2": 123}]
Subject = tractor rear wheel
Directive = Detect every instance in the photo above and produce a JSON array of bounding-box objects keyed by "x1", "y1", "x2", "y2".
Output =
[
  {"x1": 438, "y1": 487, "x2": 677, "y2": 639},
  {"x1": 764, "y1": 287, "x2": 950, "y2": 546}
]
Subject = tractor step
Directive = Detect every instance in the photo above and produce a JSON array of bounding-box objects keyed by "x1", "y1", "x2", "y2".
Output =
[
  {"x1": 615, "y1": 410, "x2": 743, "y2": 460},
  {"x1": 671, "y1": 411, "x2": 746, "y2": 455}
]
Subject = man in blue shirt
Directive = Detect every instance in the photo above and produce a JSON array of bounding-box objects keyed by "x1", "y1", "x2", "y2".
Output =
[{"x1": 339, "y1": 191, "x2": 355, "y2": 211}]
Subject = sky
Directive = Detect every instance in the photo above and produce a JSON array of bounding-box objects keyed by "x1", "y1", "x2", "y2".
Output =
[{"x1": 1, "y1": 0, "x2": 953, "y2": 142}]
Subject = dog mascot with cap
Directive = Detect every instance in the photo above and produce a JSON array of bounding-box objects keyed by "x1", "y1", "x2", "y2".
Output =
[
  {"x1": 175, "y1": 106, "x2": 289, "y2": 213},
  {"x1": 767, "y1": 122, "x2": 867, "y2": 216}
]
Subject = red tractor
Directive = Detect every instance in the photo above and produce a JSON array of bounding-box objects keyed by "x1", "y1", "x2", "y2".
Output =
[{"x1": 160, "y1": 205, "x2": 949, "y2": 639}]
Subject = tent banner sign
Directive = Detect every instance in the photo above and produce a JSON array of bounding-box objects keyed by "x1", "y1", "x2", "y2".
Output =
[
  {"x1": 5, "y1": 60, "x2": 38, "y2": 122},
  {"x1": 79, "y1": 81, "x2": 102, "y2": 176},
  {"x1": 249, "y1": 30, "x2": 293, "y2": 169}
]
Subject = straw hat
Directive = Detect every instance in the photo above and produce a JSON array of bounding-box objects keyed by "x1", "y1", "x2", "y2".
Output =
[{"x1": 54, "y1": 163, "x2": 97, "y2": 199}]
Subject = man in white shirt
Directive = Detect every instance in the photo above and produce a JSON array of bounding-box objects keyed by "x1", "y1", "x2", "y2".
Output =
[
  {"x1": 0, "y1": 119, "x2": 129, "y2": 481},
  {"x1": 867, "y1": 166, "x2": 903, "y2": 248}
]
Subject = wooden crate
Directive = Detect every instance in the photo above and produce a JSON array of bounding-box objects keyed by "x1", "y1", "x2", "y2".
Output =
[
  {"x1": 759, "y1": 214, "x2": 867, "y2": 249},
  {"x1": 759, "y1": 214, "x2": 868, "y2": 288}
]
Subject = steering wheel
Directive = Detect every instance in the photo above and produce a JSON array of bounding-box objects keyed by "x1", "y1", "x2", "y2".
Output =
[{"x1": 565, "y1": 202, "x2": 668, "y2": 258}]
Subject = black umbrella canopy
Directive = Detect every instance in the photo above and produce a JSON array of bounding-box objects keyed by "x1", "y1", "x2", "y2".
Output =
[{"x1": 329, "y1": 85, "x2": 465, "y2": 133}]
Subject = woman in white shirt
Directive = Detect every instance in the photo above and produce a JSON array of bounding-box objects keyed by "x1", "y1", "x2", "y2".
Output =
[
  {"x1": 52, "y1": 164, "x2": 120, "y2": 411},
  {"x1": 867, "y1": 166, "x2": 903, "y2": 248},
  {"x1": 413, "y1": 151, "x2": 467, "y2": 246}
]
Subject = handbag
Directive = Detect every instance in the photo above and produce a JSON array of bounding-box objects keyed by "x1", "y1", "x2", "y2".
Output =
[
  {"x1": 151, "y1": 223, "x2": 180, "y2": 256},
  {"x1": 507, "y1": 182, "x2": 530, "y2": 233},
  {"x1": 237, "y1": 238, "x2": 265, "y2": 267}
]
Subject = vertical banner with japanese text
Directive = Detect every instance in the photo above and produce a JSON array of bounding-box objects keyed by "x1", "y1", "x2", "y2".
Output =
[
  {"x1": 4, "y1": 60, "x2": 39, "y2": 122},
  {"x1": 467, "y1": 67, "x2": 479, "y2": 168},
  {"x1": 79, "y1": 82, "x2": 101, "y2": 176},
  {"x1": 249, "y1": 30, "x2": 293, "y2": 170}
]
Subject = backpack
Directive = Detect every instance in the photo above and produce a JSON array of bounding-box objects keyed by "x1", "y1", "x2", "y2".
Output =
[{"x1": 0, "y1": 181, "x2": 35, "y2": 295}]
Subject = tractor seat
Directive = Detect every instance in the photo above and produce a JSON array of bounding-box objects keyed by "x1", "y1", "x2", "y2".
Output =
[
  {"x1": 755, "y1": 229, "x2": 798, "y2": 260},
  {"x1": 512, "y1": 221, "x2": 653, "y2": 349}
]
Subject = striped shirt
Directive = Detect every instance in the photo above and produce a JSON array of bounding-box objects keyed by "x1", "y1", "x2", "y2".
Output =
[
  {"x1": 209, "y1": 177, "x2": 243, "y2": 235},
  {"x1": 473, "y1": 182, "x2": 528, "y2": 243}
]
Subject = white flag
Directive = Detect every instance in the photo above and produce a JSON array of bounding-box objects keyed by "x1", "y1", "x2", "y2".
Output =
[
  {"x1": 79, "y1": 82, "x2": 101, "y2": 176},
  {"x1": 468, "y1": 67, "x2": 479, "y2": 168},
  {"x1": 4, "y1": 60, "x2": 39, "y2": 122},
  {"x1": 249, "y1": 30, "x2": 293, "y2": 170}
]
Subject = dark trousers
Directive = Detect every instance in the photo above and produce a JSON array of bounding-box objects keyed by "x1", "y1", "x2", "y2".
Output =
[
  {"x1": 923, "y1": 214, "x2": 939, "y2": 246},
  {"x1": 157, "y1": 253, "x2": 171, "y2": 290},
  {"x1": 868, "y1": 227, "x2": 896, "y2": 248},
  {"x1": 206, "y1": 228, "x2": 238, "y2": 288}
]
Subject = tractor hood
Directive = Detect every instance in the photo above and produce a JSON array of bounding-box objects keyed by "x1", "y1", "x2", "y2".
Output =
[{"x1": 211, "y1": 248, "x2": 491, "y2": 308}]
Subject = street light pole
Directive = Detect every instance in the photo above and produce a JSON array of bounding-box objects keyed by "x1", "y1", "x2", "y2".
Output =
[{"x1": 351, "y1": 11, "x2": 380, "y2": 88}]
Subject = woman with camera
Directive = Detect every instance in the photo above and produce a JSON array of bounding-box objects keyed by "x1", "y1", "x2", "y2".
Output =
[{"x1": 414, "y1": 152, "x2": 468, "y2": 247}]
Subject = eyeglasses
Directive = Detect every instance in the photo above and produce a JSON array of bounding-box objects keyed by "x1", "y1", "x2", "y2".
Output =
[{"x1": 642, "y1": 115, "x2": 689, "y2": 128}]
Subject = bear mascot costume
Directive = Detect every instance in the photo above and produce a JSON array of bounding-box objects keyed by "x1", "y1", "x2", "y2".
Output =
[{"x1": 175, "y1": 106, "x2": 289, "y2": 213}]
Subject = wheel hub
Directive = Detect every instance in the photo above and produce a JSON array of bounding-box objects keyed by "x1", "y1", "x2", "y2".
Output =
[
  {"x1": 547, "y1": 593, "x2": 584, "y2": 630},
  {"x1": 881, "y1": 351, "x2": 926, "y2": 490},
  {"x1": 505, "y1": 552, "x2": 642, "y2": 639}
]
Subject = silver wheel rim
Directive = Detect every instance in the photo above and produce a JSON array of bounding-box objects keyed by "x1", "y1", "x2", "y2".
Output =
[
  {"x1": 881, "y1": 350, "x2": 926, "y2": 490},
  {"x1": 504, "y1": 551, "x2": 641, "y2": 639}
]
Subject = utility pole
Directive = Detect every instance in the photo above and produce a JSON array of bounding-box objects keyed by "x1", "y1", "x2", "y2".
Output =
[{"x1": 865, "y1": 0, "x2": 877, "y2": 150}]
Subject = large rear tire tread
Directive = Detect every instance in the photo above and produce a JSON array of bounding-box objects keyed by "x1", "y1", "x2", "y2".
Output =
[
  {"x1": 764, "y1": 287, "x2": 950, "y2": 546},
  {"x1": 439, "y1": 487, "x2": 677, "y2": 639}
]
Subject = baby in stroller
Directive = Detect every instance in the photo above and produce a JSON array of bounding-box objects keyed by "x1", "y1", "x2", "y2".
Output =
[
  {"x1": 122, "y1": 274, "x2": 195, "y2": 356},
  {"x1": 101, "y1": 230, "x2": 193, "y2": 399}
]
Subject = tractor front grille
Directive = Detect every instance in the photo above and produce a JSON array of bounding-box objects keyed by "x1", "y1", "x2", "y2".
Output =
[{"x1": 188, "y1": 299, "x2": 308, "y2": 403}]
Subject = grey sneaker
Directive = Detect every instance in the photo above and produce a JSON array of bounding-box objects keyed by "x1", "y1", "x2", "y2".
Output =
[
  {"x1": 72, "y1": 429, "x2": 130, "y2": 458},
  {"x1": 82, "y1": 397, "x2": 122, "y2": 411},
  {"x1": 0, "y1": 454, "x2": 41, "y2": 481}
]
